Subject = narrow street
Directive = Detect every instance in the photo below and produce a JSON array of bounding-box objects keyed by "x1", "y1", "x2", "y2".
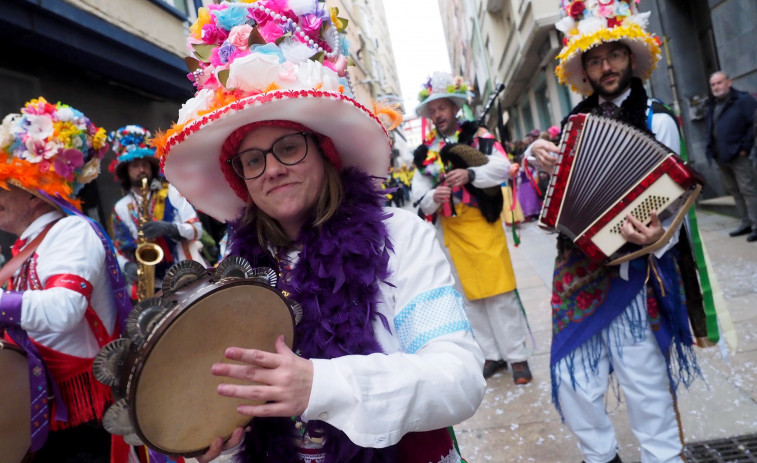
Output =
[{"x1": 453, "y1": 209, "x2": 757, "y2": 462}]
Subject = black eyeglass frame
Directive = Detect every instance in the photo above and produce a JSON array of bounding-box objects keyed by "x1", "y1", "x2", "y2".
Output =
[
  {"x1": 583, "y1": 49, "x2": 631, "y2": 72},
  {"x1": 226, "y1": 131, "x2": 312, "y2": 180}
]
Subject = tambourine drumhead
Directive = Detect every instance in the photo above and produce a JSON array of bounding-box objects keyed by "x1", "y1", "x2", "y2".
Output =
[
  {"x1": 130, "y1": 282, "x2": 294, "y2": 456},
  {"x1": 0, "y1": 341, "x2": 31, "y2": 463}
]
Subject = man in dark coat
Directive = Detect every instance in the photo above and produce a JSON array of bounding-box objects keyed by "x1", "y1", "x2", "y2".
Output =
[{"x1": 706, "y1": 71, "x2": 757, "y2": 241}]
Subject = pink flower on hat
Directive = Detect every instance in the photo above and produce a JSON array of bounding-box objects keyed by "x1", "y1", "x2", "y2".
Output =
[
  {"x1": 228, "y1": 24, "x2": 253, "y2": 51},
  {"x1": 24, "y1": 138, "x2": 60, "y2": 163},
  {"x1": 299, "y1": 14, "x2": 322, "y2": 38},
  {"x1": 53, "y1": 148, "x2": 84, "y2": 181}
]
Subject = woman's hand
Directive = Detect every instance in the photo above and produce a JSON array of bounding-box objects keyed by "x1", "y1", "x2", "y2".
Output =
[
  {"x1": 195, "y1": 426, "x2": 246, "y2": 463},
  {"x1": 620, "y1": 211, "x2": 665, "y2": 245},
  {"x1": 531, "y1": 139, "x2": 560, "y2": 172},
  {"x1": 212, "y1": 335, "x2": 314, "y2": 418}
]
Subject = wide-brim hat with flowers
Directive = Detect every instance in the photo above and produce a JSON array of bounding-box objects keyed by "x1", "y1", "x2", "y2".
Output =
[
  {"x1": 555, "y1": 0, "x2": 662, "y2": 95},
  {"x1": 153, "y1": 0, "x2": 401, "y2": 223},
  {"x1": 108, "y1": 124, "x2": 159, "y2": 182},
  {"x1": 415, "y1": 72, "x2": 470, "y2": 119},
  {"x1": 0, "y1": 97, "x2": 109, "y2": 210}
]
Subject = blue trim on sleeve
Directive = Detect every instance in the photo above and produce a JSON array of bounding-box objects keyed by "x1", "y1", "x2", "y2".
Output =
[{"x1": 394, "y1": 286, "x2": 472, "y2": 354}]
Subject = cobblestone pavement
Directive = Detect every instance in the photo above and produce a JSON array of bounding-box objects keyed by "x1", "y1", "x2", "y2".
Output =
[{"x1": 453, "y1": 209, "x2": 757, "y2": 463}]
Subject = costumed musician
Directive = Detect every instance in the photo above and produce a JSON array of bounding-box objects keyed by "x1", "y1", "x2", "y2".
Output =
[
  {"x1": 526, "y1": 1, "x2": 715, "y2": 462},
  {"x1": 0, "y1": 98, "x2": 130, "y2": 462},
  {"x1": 410, "y1": 72, "x2": 533, "y2": 383},
  {"x1": 153, "y1": 2, "x2": 486, "y2": 462},
  {"x1": 108, "y1": 125, "x2": 207, "y2": 300}
]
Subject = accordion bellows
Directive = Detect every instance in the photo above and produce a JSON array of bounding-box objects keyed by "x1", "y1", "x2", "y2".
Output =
[{"x1": 539, "y1": 113, "x2": 703, "y2": 262}]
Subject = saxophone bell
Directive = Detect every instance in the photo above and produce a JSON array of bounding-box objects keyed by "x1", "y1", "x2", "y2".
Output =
[{"x1": 135, "y1": 177, "x2": 164, "y2": 300}]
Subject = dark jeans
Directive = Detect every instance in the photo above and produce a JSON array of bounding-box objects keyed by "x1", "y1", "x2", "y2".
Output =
[
  {"x1": 717, "y1": 154, "x2": 757, "y2": 229},
  {"x1": 31, "y1": 421, "x2": 110, "y2": 463}
]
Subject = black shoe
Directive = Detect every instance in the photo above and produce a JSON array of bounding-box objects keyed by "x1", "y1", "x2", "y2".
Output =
[
  {"x1": 483, "y1": 359, "x2": 507, "y2": 379},
  {"x1": 730, "y1": 225, "x2": 752, "y2": 237},
  {"x1": 748, "y1": 231, "x2": 757, "y2": 242},
  {"x1": 511, "y1": 361, "x2": 533, "y2": 385},
  {"x1": 581, "y1": 454, "x2": 622, "y2": 463}
]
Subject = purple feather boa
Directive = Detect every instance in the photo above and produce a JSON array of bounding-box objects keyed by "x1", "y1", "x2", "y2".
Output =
[{"x1": 228, "y1": 168, "x2": 399, "y2": 463}]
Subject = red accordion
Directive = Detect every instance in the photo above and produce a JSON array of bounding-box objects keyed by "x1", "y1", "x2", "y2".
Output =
[{"x1": 539, "y1": 113, "x2": 703, "y2": 263}]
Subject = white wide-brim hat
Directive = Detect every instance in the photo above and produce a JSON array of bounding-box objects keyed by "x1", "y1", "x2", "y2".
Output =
[
  {"x1": 159, "y1": 90, "x2": 390, "y2": 222},
  {"x1": 554, "y1": 5, "x2": 661, "y2": 96}
]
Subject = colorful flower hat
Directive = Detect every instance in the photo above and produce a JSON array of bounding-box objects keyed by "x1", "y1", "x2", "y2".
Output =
[
  {"x1": 0, "y1": 97, "x2": 109, "y2": 210},
  {"x1": 108, "y1": 125, "x2": 159, "y2": 183},
  {"x1": 154, "y1": 0, "x2": 400, "y2": 222},
  {"x1": 415, "y1": 72, "x2": 470, "y2": 118},
  {"x1": 555, "y1": 0, "x2": 662, "y2": 95}
]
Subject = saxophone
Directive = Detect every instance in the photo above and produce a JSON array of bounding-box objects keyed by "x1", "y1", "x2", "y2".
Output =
[{"x1": 135, "y1": 177, "x2": 164, "y2": 301}]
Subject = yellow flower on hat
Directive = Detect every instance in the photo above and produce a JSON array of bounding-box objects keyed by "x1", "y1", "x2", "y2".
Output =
[{"x1": 189, "y1": 7, "x2": 211, "y2": 40}]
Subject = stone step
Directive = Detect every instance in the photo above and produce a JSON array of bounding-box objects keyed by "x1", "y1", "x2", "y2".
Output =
[{"x1": 698, "y1": 195, "x2": 738, "y2": 218}]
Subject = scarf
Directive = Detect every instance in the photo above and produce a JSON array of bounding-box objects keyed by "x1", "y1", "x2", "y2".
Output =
[
  {"x1": 228, "y1": 168, "x2": 399, "y2": 463},
  {"x1": 550, "y1": 79, "x2": 700, "y2": 414}
]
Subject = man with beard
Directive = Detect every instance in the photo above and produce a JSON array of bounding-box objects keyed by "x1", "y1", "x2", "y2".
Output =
[
  {"x1": 411, "y1": 72, "x2": 532, "y2": 384},
  {"x1": 109, "y1": 125, "x2": 207, "y2": 300},
  {"x1": 527, "y1": 1, "x2": 705, "y2": 462}
]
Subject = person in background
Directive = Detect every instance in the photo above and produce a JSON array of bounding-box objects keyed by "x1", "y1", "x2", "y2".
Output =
[
  {"x1": 108, "y1": 125, "x2": 207, "y2": 298},
  {"x1": 411, "y1": 71, "x2": 533, "y2": 384},
  {"x1": 705, "y1": 71, "x2": 757, "y2": 242}
]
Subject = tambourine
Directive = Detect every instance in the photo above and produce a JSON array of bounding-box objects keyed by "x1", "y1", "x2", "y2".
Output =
[
  {"x1": 0, "y1": 340, "x2": 31, "y2": 463},
  {"x1": 94, "y1": 256, "x2": 301, "y2": 457}
]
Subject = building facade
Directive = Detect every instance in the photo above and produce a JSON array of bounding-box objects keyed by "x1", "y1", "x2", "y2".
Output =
[
  {"x1": 327, "y1": 0, "x2": 405, "y2": 167},
  {"x1": 0, "y1": 0, "x2": 204, "y2": 256},
  {"x1": 438, "y1": 0, "x2": 757, "y2": 198},
  {"x1": 0, "y1": 0, "x2": 403, "y2": 257}
]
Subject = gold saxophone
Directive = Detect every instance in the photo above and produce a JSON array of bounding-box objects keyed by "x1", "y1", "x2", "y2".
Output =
[{"x1": 135, "y1": 177, "x2": 164, "y2": 301}]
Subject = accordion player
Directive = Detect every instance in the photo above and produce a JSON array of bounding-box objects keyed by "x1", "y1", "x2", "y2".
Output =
[{"x1": 538, "y1": 113, "x2": 704, "y2": 264}]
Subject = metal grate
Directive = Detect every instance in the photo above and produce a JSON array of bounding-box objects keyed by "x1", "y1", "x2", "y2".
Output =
[{"x1": 684, "y1": 434, "x2": 757, "y2": 463}]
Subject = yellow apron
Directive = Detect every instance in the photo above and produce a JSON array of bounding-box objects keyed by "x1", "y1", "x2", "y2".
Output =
[
  {"x1": 501, "y1": 186, "x2": 524, "y2": 225},
  {"x1": 441, "y1": 203, "x2": 517, "y2": 301}
]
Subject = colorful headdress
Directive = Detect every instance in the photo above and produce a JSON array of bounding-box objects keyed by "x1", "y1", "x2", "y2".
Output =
[
  {"x1": 0, "y1": 97, "x2": 109, "y2": 210},
  {"x1": 108, "y1": 125, "x2": 159, "y2": 183},
  {"x1": 154, "y1": 0, "x2": 400, "y2": 222},
  {"x1": 555, "y1": 0, "x2": 662, "y2": 95},
  {"x1": 415, "y1": 72, "x2": 470, "y2": 118}
]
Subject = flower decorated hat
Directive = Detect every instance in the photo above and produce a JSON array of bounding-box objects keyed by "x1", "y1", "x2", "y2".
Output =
[
  {"x1": 0, "y1": 97, "x2": 109, "y2": 210},
  {"x1": 108, "y1": 125, "x2": 159, "y2": 183},
  {"x1": 415, "y1": 72, "x2": 470, "y2": 119},
  {"x1": 154, "y1": 0, "x2": 400, "y2": 222},
  {"x1": 555, "y1": 0, "x2": 662, "y2": 95}
]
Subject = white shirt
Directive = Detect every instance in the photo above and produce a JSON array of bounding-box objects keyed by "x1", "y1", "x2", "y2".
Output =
[
  {"x1": 14, "y1": 211, "x2": 117, "y2": 357},
  {"x1": 300, "y1": 208, "x2": 486, "y2": 448},
  {"x1": 111, "y1": 183, "x2": 207, "y2": 271}
]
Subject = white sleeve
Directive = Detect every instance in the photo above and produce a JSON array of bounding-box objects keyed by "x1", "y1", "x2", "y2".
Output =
[
  {"x1": 469, "y1": 149, "x2": 509, "y2": 188},
  {"x1": 20, "y1": 217, "x2": 104, "y2": 333},
  {"x1": 168, "y1": 184, "x2": 204, "y2": 241},
  {"x1": 651, "y1": 112, "x2": 681, "y2": 154},
  {"x1": 411, "y1": 171, "x2": 441, "y2": 215},
  {"x1": 302, "y1": 209, "x2": 485, "y2": 448},
  {"x1": 652, "y1": 112, "x2": 683, "y2": 255}
]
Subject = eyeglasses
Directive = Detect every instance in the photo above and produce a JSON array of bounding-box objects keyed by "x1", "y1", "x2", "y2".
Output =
[
  {"x1": 227, "y1": 132, "x2": 311, "y2": 180},
  {"x1": 584, "y1": 49, "x2": 630, "y2": 72}
]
